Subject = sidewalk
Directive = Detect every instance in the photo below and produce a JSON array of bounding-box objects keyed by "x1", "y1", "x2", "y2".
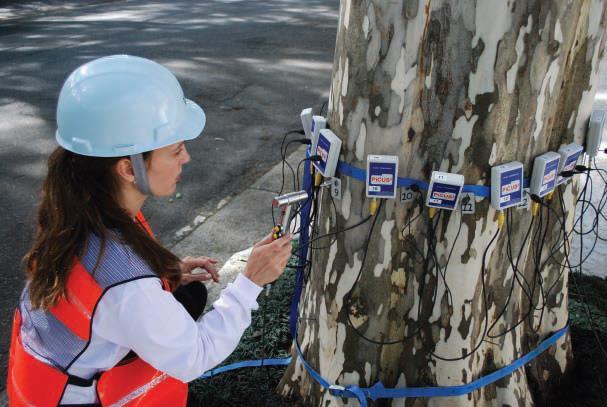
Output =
[{"x1": 171, "y1": 145, "x2": 307, "y2": 307}]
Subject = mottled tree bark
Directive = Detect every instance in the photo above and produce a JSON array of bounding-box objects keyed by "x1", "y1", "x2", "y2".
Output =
[{"x1": 280, "y1": 1, "x2": 607, "y2": 406}]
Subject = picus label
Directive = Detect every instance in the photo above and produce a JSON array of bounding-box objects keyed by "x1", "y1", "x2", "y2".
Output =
[
  {"x1": 541, "y1": 159, "x2": 559, "y2": 194},
  {"x1": 426, "y1": 171, "x2": 465, "y2": 211},
  {"x1": 313, "y1": 129, "x2": 341, "y2": 178},
  {"x1": 310, "y1": 115, "x2": 326, "y2": 154},
  {"x1": 557, "y1": 143, "x2": 583, "y2": 185},
  {"x1": 366, "y1": 155, "x2": 399, "y2": 199},
  {"x1": 530, "y1": 152, "x2": 560, "y2": 198},
  {"x1": 491, "y1": 161, "x2": 524, "y2": 210}
]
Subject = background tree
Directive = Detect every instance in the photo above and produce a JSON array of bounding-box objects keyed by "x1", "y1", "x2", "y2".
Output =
[{"x1": 279, "y1": 0, "x2": 607, "y2": 405}]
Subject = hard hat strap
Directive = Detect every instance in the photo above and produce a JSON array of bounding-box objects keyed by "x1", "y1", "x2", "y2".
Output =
[{"x1": 131, "y1": 153, "x2": 152, "y2": 196}]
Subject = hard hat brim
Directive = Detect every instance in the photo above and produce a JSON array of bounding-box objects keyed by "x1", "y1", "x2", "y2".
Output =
[{"x1": 178, "y1": 98, "x2": 206, "y2": 144}]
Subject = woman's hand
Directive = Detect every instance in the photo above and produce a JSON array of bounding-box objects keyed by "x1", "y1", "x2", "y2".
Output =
[
  {"x1": 244, "y1": 233, "x2": 293, "y2": 287},
  {"x1": 180, "y1": 256, "x2": 220, "y2": 285}
]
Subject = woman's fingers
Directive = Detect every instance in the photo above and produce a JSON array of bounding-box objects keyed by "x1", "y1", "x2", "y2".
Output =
[
  {"x1": 254, "y1": 232, "x2": 275, "y2": 248},
  {"x1": 181, "y1": 271, "x2": 213, "y2": 286},
  {"x1": 244, "y1": 234, "x2": 293, "y2": 286},
  {"x1": 183, "y1": 256, "x2": 220, "y2": 283},
  {"x1": 204, "y1": 263, "x2": 220, "y2": 283}
]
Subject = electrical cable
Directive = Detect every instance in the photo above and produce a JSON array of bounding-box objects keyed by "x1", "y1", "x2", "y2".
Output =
[
  {"x1": 428, "y1": 228, "x2": 499, "y2": 361},
  {"x1": 307, "y1": 214, "x2": 373, "y2": 247},
  {"x1": 278, "y1": 129, "x2": 305, "y2": 196},
  {"x1": 486, "y1": 210, "x2": 535, "y2": 339},
  {"x1": 319, "y1": 100, "x2": 328, "y2": 116},
  {"x1": 572, "y1": 161, "x2": 607, "y2": 365},
  {"x1": 343, "y1": 200, "x2": 426, "y2": 345},
  {"x1": 426, "y1": 210, "x2": 454, "y2": 308},
  {"x1": 342, "y1": 204, "x2": 461, "y2": 346},
  {"x1": 439, "y1": 211, "x2": 458, "y2": 307},
  {"x1": 296, "y1": 156, "x2": 321, "y2": 191},
  {"x1": 400, "y1": 211, "x2": 426, "y2": 265}
]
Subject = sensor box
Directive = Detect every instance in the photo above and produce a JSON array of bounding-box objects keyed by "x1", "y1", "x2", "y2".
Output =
[
  {"x1": 300, "y1": 108, "x2": 313, "y2": 140},
  {"x1": 587, "y1": 110, "x2": 606, "y2": 158},
  {"x1": 557, "y1": 142, "x2": 583, "y2": 184},
  {"x1": 313, "y1": 129, "x2": 342, "y2": 178},
  {"x1": 366, "y1": 155, "x2": 399, "y2": 199},
  {"x1": 491, "y1": 161, "x2": 524, "y2": 210},
  {"x1": 426, "y1": 171, "x2": 465, "y2": 211},
  {"x1": 529, "y1": 152, "x2": 561, "y2": 197},
  {"x1": 310, "y1": 115, "x2": 327, "y2": 154}
]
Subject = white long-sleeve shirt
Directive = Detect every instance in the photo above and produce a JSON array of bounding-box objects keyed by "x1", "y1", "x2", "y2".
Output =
[{"x1": 57, "y1": 273, "x2": 262, "y2": 404}]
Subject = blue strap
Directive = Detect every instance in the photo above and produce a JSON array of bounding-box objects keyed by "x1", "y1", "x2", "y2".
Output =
[
  {"x1": 199, "y1": 357, "x2": 292, "y2": 379},
  {"x1": 293, "y1": 321, "x2": 568, "y2": 401},
  {"x1": 336, "y1": 158, "x2": 531, "y2": 199}
]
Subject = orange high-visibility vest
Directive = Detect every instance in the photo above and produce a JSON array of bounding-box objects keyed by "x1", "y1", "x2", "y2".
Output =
[{"x1": 7, "y1": 212, "x2": 187, "y2": 406}]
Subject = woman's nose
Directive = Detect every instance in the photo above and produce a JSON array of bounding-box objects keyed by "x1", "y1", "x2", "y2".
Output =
[{"x1": 182, "y1": 146, "x2": 191, "y2": 164}]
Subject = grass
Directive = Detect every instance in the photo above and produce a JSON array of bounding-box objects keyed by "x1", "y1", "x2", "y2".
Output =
[
  {"x1": 188, "y1": 254, "x2": 607, "y2": 406},
  {"x1": 568, "y1": 273, "x2": 607, "y2": 331},
  {"x1": 548, "y1": 273, "x2": 607, "y2": 407},
  {"x1": 187, "y1": 251, "x2": 301, "y2": 407}
]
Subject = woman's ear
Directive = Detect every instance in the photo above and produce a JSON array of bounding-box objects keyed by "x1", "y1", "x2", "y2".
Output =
[{"x1": 114, "y1": 158, "x2": 136, "y2": 184}]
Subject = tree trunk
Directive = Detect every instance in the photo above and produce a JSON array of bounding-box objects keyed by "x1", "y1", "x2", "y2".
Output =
[{"x1": 280, "y1": 1, "x2": 607, "y2": 405}]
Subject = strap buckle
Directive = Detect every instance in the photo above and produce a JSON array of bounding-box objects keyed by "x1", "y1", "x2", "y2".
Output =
[{"x1": 328, "y1": 384, "x2": 346, "y2": 397}]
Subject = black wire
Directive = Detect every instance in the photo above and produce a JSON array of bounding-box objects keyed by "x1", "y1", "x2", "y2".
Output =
[
  {"x1": 399, "y1": 192, "x2": 427, "y2": 265},
  {"x1": 530, "y1": 201, "x2": 551, "y2": 332},
  {"x1": 343, "y1": 206, "x2": 458, "y2": 346},
  {"x1": 343, "y1": 201, "x2": 426, "y2": 345},
  {"x1": 305, "y1": 191, "x2": 342, "y2": 251},
  {"x1": 296, "y1": 157, "x2": 316, "y2": 191},
  {"x1": 427, "y1": 211, "x2": 454, "y2": 308},
  {"x1": 319, "y1": 100, "x2": 328, "y2": 116},
  {"x1": 278, "y1": 129, "x2": 305, "y2": 196},
  {"x1": 573, "y1": 162, "x2": 607, "y2": 364},
  {"x1": 429, "y1": 228, "x2": 498, "y2": 361},
  {"x1": 535, "y1": 162, "x2": 607, "y2": 364},
  {"x1": 306, "y1": 214, "x2": 373, "y2": 248},
  {"x1": 439, "y1": 212, "x2": 457, "y2": 307},
  {"x1": 486, "y1": 211, "x2": 535, "y2": 339},
  {"x1": 273, "y1": 128, "x2": 306, "y2": 224}
]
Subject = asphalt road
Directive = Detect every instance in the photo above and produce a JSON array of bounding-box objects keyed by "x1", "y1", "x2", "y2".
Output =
[{"x1": 0, "y1": 0, "x2": 338, "y2": 389}]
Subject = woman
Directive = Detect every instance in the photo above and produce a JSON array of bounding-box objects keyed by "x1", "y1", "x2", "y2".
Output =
[{"x1": 6, "y1": 55, "x2": 293, "y2": 406}]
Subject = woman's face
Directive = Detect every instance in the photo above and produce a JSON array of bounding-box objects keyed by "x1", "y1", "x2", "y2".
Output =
[{"x1": 147, "y1": 141, "x2": 191, "y2": 196}]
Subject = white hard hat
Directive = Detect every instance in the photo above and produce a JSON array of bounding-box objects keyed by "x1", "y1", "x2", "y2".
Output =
[{"x1": 56, "y1": 55, "x2": 206, "y2": 157}]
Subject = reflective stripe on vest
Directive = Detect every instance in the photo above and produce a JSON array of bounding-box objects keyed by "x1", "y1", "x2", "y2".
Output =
[{"x1": 7, "y1": 211, "x2": 187, "y2": 406}]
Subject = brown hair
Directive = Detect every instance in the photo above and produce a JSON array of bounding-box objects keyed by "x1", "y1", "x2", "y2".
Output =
[{"x1": 23, "y1": 147, "x2": 181, "y2": 310}]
